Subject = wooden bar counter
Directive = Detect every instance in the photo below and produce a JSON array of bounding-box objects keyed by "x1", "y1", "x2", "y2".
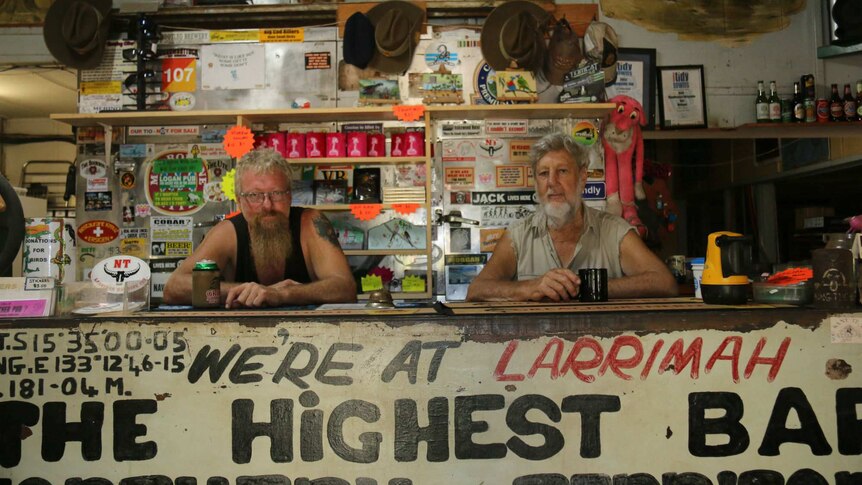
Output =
[{"x1": 1, "y1": 299, "x2": 860, "y2": 484}]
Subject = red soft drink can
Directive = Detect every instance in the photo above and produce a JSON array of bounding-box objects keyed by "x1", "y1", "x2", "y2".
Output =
[{"x1": 815, "y1": 99, "x2": 829, "y2": 123}]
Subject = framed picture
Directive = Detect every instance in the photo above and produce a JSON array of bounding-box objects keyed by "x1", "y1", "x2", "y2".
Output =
[
  {"x1": 657, "y1": 65, "x2": 708, "y2": 129},
  {"x1": 313, "y1": 179, "x2": 348, "y2": 204},
  {"x1": 605, "y1": 48, "x2": 656, "y2": 130}
]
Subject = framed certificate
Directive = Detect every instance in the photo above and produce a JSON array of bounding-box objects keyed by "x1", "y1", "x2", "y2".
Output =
[
  {"x1": 657, "y1": 65, "x2": 707, "y2": 129},
  {"x1": 606, "y1": 48, "x2": 656, "y2": 130}
]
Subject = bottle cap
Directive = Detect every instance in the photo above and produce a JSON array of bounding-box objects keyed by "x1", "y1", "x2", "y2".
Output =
[{"x1": 194, "y1": 259, "x2": 219, "y2": 271}]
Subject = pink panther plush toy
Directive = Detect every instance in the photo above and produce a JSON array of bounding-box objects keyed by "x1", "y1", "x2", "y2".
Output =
[{"x1": 602, "y1": 95, "x2": 646, "y2": 234}]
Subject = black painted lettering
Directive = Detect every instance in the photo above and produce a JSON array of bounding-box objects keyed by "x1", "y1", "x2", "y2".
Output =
[
  {"x1": 614, "y1": 474, "x2": 660, "y2": 485},
  {"x1": 786, "y1": 469, "x2": 829, "y2": 485},
  {"x1": 327, "y1": 400, "x2": 381, "y2": 463},
  {"x1": 381, "y1": 341, "x2": 421, "y2": 384},
  {"x1": 295, "y1": 478, "x2": 347, "y2": 485},
  {"x1": 454, "y1": 394, "x2": 506, "y2": 459},
  {"x1": 0, "y1": 401, "x2": 39, "y2": 467},
  {"x1": 736, "y1": 470, "x2": 783, "y2": 485},
  {"x1": 506, "y1": 395, "x2": 563, "y2": 460},
  {"x1": 560, "y1": 395, "x2": 620, "y2": 458},
  {"x1": 19, "y1": 479, "x2": 50, "y2": 485},
  {"x1": 65, "y1": 478, "x2": 113, "y2": 485},
  {"x1": 175, "y1": 477, "x2": 197, "y2": 485},
  {"x1": 299, "y1": 391, "x2": 323, "y2": 462},
  {"x1": 689, "y1": 392, "x2": 749, "y2": 457},
  {"x1": 114, "y1": 399, "x2": 157, "y2": 461},
  {"x1": 570, "y1": 475, "x2": 610, "y2": 485},
  {"x1": 836, "y1": 471, "x2": 862, "y2": 484},
  {"x1": 119, "y1": 476, "x2": 172, "y2": 485},
  {"x1": 422, "y1": 341, "x2": 460, "y2": 382},
  {"x1": 837, "y1": 387, "x2": 862, "y2": 454},
  {"x1": 661, "y1": 473, "x2": 712, "y2": 485},
  {"x1": 513, "y1": 474, "x2": 568, "y2": 485},
  {"x1": 235, "y1": 475, "x2": 289, "y2": 485},
  {"x1": 187, "y1": 344, "x2": 241, "y2": 383},
  {"x1": 272, "y1": 342, "x2": 319, "y2": 389},
  {"x1": 232, "y1": 399, "x2": 293, "y2": 464},
  {"x1": 716, "y1": 471, "x2": 736, "y2": 485},
  {"x1": 758, "y1": 387, "x2": 831, "y2": 456},
  {"x1": 229, "y1": 347, "x2": 277, "y2": 384},
  {"x1": 394, "y1": 397, "x2": 449, "y2": 462},
  {"x1": 315, "y1": 343, "x2": 361, "y2": 386},
  {"x1": 42, "y1": 401, "x2": 104, "y2": 462}
]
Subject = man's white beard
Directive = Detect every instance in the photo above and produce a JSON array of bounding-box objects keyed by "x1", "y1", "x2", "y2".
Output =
[
  {"x1": 249, "y1": 212, "x2": 293, "y2": 270},
  {"x1": 541, "y1": 199, "x2": 579, "y2": 229}
]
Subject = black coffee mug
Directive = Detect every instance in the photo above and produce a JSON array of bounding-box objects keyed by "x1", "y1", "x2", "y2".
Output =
[{"x1": 579, "y1": 268, "x2": 608, "y2": 302}]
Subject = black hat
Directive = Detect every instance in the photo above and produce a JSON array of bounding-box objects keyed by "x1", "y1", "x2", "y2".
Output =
[
  {"x1": 544, "y1": 17, "x2": 583, "y2": 86},
  {"x1": 481, "y1": 1, "x2": 551, "y2": 73},
  {"x1": 43, "y1": 0, "x2": 113, "y2": 70},
  {"x1": 343, "y1": 12, "x2": 375, "y2": 69},
  {"x1": 366, "y1": 1, "x2": 425, "y2": 74}
]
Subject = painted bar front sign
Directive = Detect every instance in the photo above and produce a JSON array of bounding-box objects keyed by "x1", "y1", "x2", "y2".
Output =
[{"x1": 0, "y1": 315, "x2": 860, "y2": 484}]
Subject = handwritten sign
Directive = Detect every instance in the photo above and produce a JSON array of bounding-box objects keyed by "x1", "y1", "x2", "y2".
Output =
[
  {"x1": 393, "y1": 104, "x2": 425, "y2": 122},
  {"x1": 360, "y1": 274, "x2": 384, "y2": 292},
  {"x1": 392, "y1": 203, "x2": 420, "y2": 215},
  {"x1": 223, "y1": 125, "x2": 255, "y2": 159},
  {"x1": 402, "y1": 275, "x2": 426, "y2": 292},
  {"x1": 350, "y1": 203, "x2": 382, "y2": 221}
]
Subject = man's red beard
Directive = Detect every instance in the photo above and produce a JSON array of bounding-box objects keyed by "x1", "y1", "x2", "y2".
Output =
[{"x1": 249, "y1": 211, "x2": 293, "y2": 269}]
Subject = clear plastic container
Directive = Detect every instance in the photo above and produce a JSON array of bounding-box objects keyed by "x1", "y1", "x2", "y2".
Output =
[{"x1": 752, "y1": 281, "x2": 813, "y2": 305}]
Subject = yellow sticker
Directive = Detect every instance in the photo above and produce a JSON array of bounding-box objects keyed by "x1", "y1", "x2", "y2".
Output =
[
  {"x1": 80, "y1": 81, "x2": 121, "y2": 95},
  {"x1": 120, "y1": 238, "x2": 148, "y2": 259},
  {"x1": 402, "y1": 275, "x2": 426, "y2": 293},
  {"x1": 210, "y1": 30, "x2": 260, "y2": 42},
  {"x1": 361, "y1": 275, "x2": 384, "y2": 292},
  {"x1": 260, "y1": 28, "x2": 305, "y2": 43}
]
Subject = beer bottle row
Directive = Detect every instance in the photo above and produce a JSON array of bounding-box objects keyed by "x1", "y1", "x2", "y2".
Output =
[{"x1": 756, "y1": 77, "x2": 861, "y2": 123}]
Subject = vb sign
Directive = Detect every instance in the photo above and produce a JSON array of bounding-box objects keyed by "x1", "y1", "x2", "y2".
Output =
[{"x1": 162, "y1": 58, "x2": 196, "y2": 93}]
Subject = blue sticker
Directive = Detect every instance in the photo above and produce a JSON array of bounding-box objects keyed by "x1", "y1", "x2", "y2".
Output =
[
  {"x1": 120, "y1": 144, "x2": 147, "y2": 158},
  {"x1": 582, "y1": 182, "x2": 606, "y2": 200}
]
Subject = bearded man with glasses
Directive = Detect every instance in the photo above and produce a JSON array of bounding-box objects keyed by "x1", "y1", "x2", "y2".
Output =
[{"x1": 164, "y1": 148, "x2": 356, "y2": 308}]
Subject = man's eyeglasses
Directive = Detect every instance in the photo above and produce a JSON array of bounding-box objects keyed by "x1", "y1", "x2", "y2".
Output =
[{"x1": 240, "y1": 190, "x2": 290, "y2": 205}]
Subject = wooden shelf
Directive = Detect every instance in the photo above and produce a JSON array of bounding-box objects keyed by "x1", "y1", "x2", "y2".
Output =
[
  {"x1": 51, "y1": 103, "x2": 616, "y2": 128},
  {"x1": 344, "y1": 249, "x2": 427, "y2": 256},
  {"x1": 287, "y1": 157, "x2": 426, "y2": 165},
  {"x1": 817, "y1": 43, "x2": 862, "y2": 59},
  {"x1": 645, "y1": 122, "x2": 862, "y2": 140}
]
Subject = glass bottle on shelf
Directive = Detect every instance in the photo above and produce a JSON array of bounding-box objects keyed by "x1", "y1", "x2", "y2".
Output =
[
  {"x1": 792, "y1": 81, "x2": 805, "y2": 123},
  {"x1": 856, "y1": 81, "x2": 862, "y2": 122},
  {"x1": 768, "y1": 81, "x2": 781, "y2": 122},
  {"x1": 755, "y1": 81, "x2": 769, "y2": 123},
  {"x1": 844, "y1": 83, "x2": 858, "y2": 122},
  {"x1": 829, "y1": 83, "x2": 844, "y2": 122}
]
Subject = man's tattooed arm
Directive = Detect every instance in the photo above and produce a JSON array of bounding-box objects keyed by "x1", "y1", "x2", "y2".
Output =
[{"x1": 313, "y1": 214, "x2": 342, "y2": 248}]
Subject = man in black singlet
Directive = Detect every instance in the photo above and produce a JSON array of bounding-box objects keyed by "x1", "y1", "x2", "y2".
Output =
[{"x1": 164, "y1": 148, "x2": 356, "y2": 308}]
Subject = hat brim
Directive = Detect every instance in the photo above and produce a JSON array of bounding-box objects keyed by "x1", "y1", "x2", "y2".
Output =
[
  {"x1": 481, "y1": 1, "x2": 550, "y2": 72},
  {"x1": 366, "y1": 1, "x2": 424, "y2": 74},
  {"x1": 43, "y1": 0, "x2": 113, "y2": 70}
]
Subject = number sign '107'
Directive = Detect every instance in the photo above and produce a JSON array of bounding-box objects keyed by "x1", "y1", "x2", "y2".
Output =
[{"x1": 162, "y1": 58, "x2": 196, "y2": 93}]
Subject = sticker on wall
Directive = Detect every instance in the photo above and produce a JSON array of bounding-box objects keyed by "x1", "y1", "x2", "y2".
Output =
[
  {"x1": 449, "y1": 227, "x2": 472, "y2": 253},
  {"x1": 471, "y1": 191, "x2": 537, "y2": 205},
  {"x1": 201, "y1": 44, "x2": 266, "y2": 91},
  {"x1": 120, "y1": 172, "x2": 136, "y2": 189},
  {"x1": 481, "y1": 205, "x2": 536, "y2": 227},
  {"x1": 442, "y1": 140, "x2": 477, "y2": 162},
  {"x1": 478, "y1": 138, "x2": 505, "y2": 159},
  {"x1": 162, "y1": 57, "x2": 196, "y2": 93},
  {"x1": 80, "y1": 159, "x2": 107, "y2": 179},
  {"x1": 304, "y1": 52, "x2": 331, "y2": 70},
  {"x1": 582, "y1": 181, "x2": 606, "y2": 200},
  {"x1": 129, "y1": 126, "x2": 200, "y2": 137},
  {"x1": 77, "y1": 220, "x2": 120, "y2": 244},
  {"x1": 472, "y1": 62, "x2": 512, "y2": 105},
  {"x1": 150, "y1": 258, "x2": 183, "y2": 301},
  {"x1": 573, "y1": 120, "x2": 599, "y2": 146},
  {"x1": 496, "y1": 165, "x2": 526, "y2": 188},
  {"x1": 86, "y1": 178, "x2": 108, "y2": 192},
  {"x1": 169, "y1": 92, "x2": 196, "y2": 111},
  {"x1": 450, "y1": 191, "x2": 471, "y2": 205},
  {"x1": 120, "y1": 144, "x2": 147, "y2": 158},
  {"x1": 486, "y1": 119, "x2": 528, "y2": 135},
  {"x1": 120, "y1": 227, "x2": 149, "y2": 259},
  {"x1": 145, "y1": 152, "x2": 209, "y2": 215},
  {"x1": 204, "y1": 181, "x2": 227, "y2": 203},
  {"x1": 441, "y1": 122, "x2": 482, "y2": 137},
  {"x1": 84, "y1": 191, "x2": 112, "y2": 211},
  {"x1": 444, "y1": 166, "x2": 475, "y2": 188},
  {"x1": 425, "y1": 42, "x2": 460, "y2": 69},
  {"x1": 135, "y1": 203, "x2": 151, "y2": 218},
  {"x1": 90, "y1": 255, "x2": 151, "y2": 293},
  {"x1": 508, "y1": 140, "x2": 532, "y2": 163},
  {"x1": 477, "y1": 172, "x2": 494, "y2": 187}
]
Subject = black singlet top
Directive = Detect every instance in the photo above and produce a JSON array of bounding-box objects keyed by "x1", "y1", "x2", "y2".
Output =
[{"x1": 227, "y1": 208, "x2": 311, "y2": 284}]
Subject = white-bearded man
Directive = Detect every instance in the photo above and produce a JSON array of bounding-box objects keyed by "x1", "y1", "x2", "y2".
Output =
[
  {"x1": 164, "y1": 148, "x2": 356, "y2": 308},
  {"x1": 466, "y1": 133, "x2": 677, "y2": 302}
]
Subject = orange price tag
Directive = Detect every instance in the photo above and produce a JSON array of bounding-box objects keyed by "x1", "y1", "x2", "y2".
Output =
[
  {"x1": 392, "y1": 203, "x2": 420, "y2": 215},
  {"x1": 392, "y1": 105, "x2": 425, "y2": 122},
  {"x1": 223, "y1": 125, "x2": 256, "y2": 159},
  {"x1": 350, "y1": 203, "x2": 382, "y2": 221}
]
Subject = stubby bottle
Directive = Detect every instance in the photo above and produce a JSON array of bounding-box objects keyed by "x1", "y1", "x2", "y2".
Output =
[
  {"x1": 768, "y1": 81, "x2": 781, "y2": 122},
  {"x1": 844, "y1": 83, "x2": 858, "y2": 122},
  {"x1": 792, "y1": 81, "x2": 805, "y2": 123},
  {"x1": 829, "y1": 83, "x2": 844, "y2": 122},
  {"x1": 856, "y1": 81, "x2": 862, "y2": 121},
  {"x1": 755, "y1": 81, "x2": 769, "y2": 123}
]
